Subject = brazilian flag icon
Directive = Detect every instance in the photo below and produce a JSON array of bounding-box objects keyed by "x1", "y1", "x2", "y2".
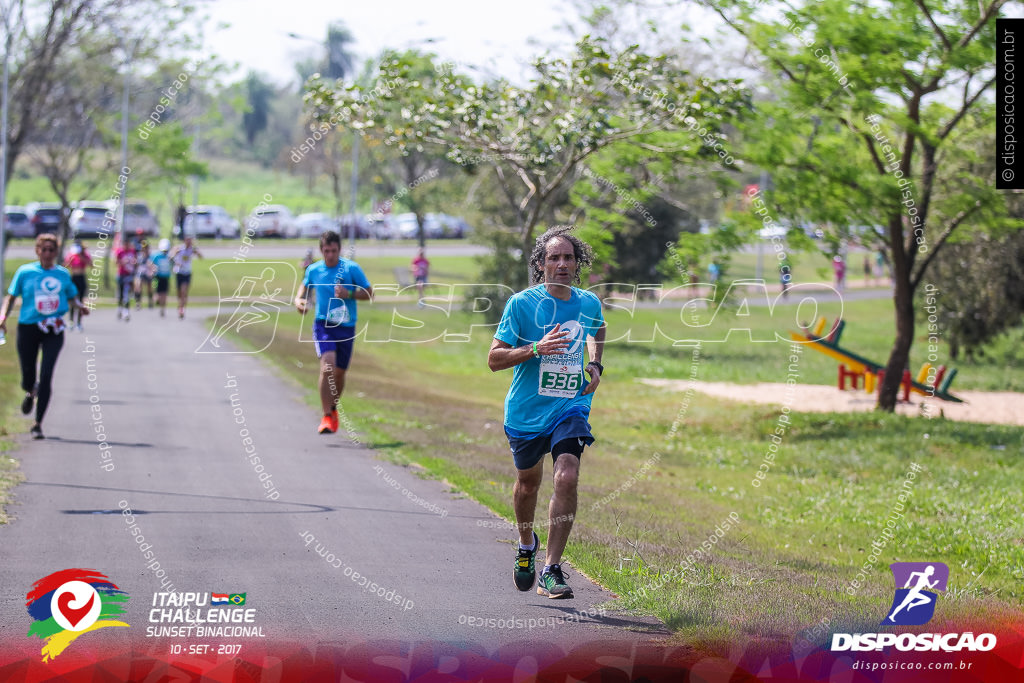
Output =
[{"x1": 228, "y1": 593, "x2": 246, "y2": 605}]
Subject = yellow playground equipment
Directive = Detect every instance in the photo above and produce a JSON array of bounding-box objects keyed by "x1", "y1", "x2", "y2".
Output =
[{"x1": 790, "y1": 317, "x2": 963, "y2": 403}]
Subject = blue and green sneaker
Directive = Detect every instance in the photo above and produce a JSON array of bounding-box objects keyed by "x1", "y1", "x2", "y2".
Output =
[
  {"x1": 538, "y1": 563, "x2": 574, "y2": 599},
  {"x1": 513, "y1": 531, "x2": 539, "y2": 591}
]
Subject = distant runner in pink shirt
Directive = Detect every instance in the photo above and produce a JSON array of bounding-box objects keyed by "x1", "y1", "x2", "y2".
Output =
[{"x1": 410, "y1": 248, "x2": 429, "y2": 305}]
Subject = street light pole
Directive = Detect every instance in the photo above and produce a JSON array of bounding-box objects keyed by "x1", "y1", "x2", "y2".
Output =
[
  {"x1": 0, "y1": 11, "x2": 12, "y2": 294},
  {"x1": 118, "y1": 35, "x2": 131, "y2": 246},
  {"x1": 348, "y1": 134, "x2": 358, "y2": 256},
  {"x1": 102, "y1": 32, "x2": 134, "y2": 289}
]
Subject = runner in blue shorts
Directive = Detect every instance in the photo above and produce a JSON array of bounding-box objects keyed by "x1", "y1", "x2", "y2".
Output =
[
  {"x1": 294, "y1": 230, "x2": 372, "y2": 435},
  {"x1": 488, "y1": 226, "x2": 606, "y2": 599}
]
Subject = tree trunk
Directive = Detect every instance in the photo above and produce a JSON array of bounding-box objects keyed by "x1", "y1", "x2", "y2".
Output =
[
  {"x1": 521, "y1": 225, "x2": 538, "y2": 287},
  {"x1": 878, "y1": 236, "x2": 915, "y2": 411}
]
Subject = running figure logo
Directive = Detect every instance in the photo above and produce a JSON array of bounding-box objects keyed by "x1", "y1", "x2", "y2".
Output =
[
  {"x1": 883, "y1": 562, "x2": 948, "y2": 626},
  {"x1": 197, "y1": 262, "x2": 297, "y2": 354}
]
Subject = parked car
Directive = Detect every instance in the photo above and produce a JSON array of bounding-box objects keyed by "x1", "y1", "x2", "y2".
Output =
[
  {"x1": 295, "y1": 212, "x2": 334, "y2": 239},
  {"x1": 70, "y1": 201, "x2": 115, "y2": 238},
  {"x1": 428, "y1": 213, "x2": 471, "y2": 238},
  {"x1": 26, "y1": 202, "x2": 67, "y2": 237},
  {"x1": 3, "y1": 206, "x2": 33, "y2": 239},
  {"x1": 248, "y1": 205, "x2": 296, "y2": 238},
  {"x1": 122, "y1": 201, "x2": 159, "y2": 238},
  {"x1": 395, "y1": 212, "x2": 442, "y2": 239},
  {"x1": 337, "y1": 213, "x2": 371, "y2": 239},
  {"x1": 179, "y1": 205, "x2": 241, "y2": 239},
  {"x1": 365, "y1": 214, "x2": 397, "y2": 239}
]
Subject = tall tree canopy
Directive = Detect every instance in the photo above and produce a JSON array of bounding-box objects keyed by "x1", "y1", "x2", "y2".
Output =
[
  {"x1": 306, "y1": 37, "x2": 750, "y2": 288},
  {"x1": 706, "y1": 0, "x2": 1016, "y2": 410}
]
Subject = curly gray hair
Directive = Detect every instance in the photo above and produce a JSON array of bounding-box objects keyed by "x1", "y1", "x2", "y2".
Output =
[{"x1": 528, "y1": 226, "x2": 594, "y2": 286}]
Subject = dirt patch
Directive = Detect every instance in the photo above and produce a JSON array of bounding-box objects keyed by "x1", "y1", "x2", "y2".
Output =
[{"x1": 639, "y1": 378, "x2": 1024, "y2": 426}]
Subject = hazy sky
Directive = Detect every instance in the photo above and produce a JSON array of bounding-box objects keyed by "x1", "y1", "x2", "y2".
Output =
[{"x1": 203, "y1": 0, "x2": 575, "y2": 85}]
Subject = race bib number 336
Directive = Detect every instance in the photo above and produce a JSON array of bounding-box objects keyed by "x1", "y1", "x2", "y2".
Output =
[{"x1": 539, "y1": 360, "x2": 582, "y2": 398}]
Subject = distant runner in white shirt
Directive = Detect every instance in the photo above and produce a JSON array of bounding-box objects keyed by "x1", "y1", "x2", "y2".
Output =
[{"x1": 170, "y1": 237, "x2": 202, "y2": 320}]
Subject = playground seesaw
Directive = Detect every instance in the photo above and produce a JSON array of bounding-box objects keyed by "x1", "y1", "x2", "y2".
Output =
[{"x1": 790, "y1": 317, "x2": 963, "y2": 404}]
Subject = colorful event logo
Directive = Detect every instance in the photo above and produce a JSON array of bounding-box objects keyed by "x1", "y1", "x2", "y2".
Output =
[
  {"x1": 25, "y1": 569, "x2": 130, "y2": 661},
  {"x1": 883, "y1": 562, "x2": 949, "y2": 626}
]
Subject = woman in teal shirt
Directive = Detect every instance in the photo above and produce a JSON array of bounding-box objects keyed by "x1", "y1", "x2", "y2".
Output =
[{"x1": 0, "y1": 234, "x2": 88, "y2": 439}]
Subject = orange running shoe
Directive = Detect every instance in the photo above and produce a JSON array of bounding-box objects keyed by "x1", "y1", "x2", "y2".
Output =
[
  {"x1": 329, "y1": 408, "x2": 339, "y2": 433},
  {"x1": 318, "y1": 415, "x2": 335, "y2": 434}
]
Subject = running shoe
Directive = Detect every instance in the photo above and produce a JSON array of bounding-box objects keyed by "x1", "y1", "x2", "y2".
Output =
[
  {"x1": 329, "y1": 408, "x2": 339, "y2": 433},
  {"x1": 20, "y1": 393, "x2": 33, "y2": 415},
  {"x1": 30, "y1": 424, "x2": 43, "y2": 440},
  {"x1": 318, "y1": 415, "x2": 335, "y2": 434},
  {"x1": 538, "y1": 563, "x2": 574, "y2": 599},
  {"x1": 514, "y1": 531, "x2": 539, "y2": 591}
]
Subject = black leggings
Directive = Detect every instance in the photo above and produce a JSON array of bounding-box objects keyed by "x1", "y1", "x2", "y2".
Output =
[{"x1": 16, "y1": 324, "x2": 64, "y2": 424}]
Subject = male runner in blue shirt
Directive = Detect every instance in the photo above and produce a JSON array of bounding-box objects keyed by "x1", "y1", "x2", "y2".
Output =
[
  {"x1": 488, "y1": 226, "x2": 606, "y2": 599},
  {"x1": 294, "y1": 231, "x2": 372, "y2": 434}
]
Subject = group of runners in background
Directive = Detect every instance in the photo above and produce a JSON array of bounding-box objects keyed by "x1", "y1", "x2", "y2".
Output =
[
  {"x1": 113, "y1": 236, "x2": 200, "y2": 321},
  {"x1": 63, "y1": 235, "x2": 200, "y2": 323}
]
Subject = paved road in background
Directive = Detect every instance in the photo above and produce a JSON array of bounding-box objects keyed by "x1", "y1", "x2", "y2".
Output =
[{"x1": 0, "y1": 304, "x2": 665, "y2": 662}]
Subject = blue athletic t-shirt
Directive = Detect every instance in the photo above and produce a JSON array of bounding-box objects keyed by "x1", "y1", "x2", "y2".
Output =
[
  {"x1": 302, "y1": 258, "x2": 371, "y2": 326},
  {"x1": 7, "y1": 263, "x2": 79, "y2": 325},
  {"x1": 150, "y1": 252, "x2": 172, "y2": 277},
  {"x1": 494, "y1": 285, "x2": 604, "y2": 437}
]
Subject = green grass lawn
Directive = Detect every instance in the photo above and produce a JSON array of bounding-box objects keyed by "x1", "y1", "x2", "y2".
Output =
[
  {"x1": 229, "y1": 303, "x2": 1024, "y2": 650},
  {"x1": 0, "y1": 329, "x2": 28, "y2": 525}
]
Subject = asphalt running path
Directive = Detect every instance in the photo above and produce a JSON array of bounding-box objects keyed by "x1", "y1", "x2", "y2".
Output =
[{"x1": 0, "y1": 304, "x2": 665, "y2": 661}]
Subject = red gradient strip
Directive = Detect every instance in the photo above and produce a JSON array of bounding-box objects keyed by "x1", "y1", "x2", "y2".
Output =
[{"x1": 0, "y1": 629, "x2": 1021, "y2": 682}]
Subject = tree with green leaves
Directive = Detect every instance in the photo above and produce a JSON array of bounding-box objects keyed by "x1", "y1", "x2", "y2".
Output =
[
  {"x1": 2, "y1": 0, "x2": 200, "y2": 182},
  {"x1": 919, "y1": 104, "x2": 1024, "y2": 360},
  {"x1": 294, "y1": 21, "x2": 357, "y2": 87},
  {"x1": 706, "y1": 0, "x2": 1016, "y2": 411},
  {"x1": 306, "y1": 37, "x2": 749, "y2": 289},
  {"x1": 242, "y1": 71, "x2": 274, "y2": 148}
]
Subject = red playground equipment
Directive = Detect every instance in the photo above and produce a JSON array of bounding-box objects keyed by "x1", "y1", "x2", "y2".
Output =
[{"x1": 791, "y1": 317, "x2": 963, "y2": 403}]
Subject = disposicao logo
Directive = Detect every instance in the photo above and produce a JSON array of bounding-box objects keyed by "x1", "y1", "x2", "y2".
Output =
[
  {"x1": 26, "y1": 569, "x2": 129, "y2": 661},
  {"x1": 884, "y1": 561, "x2": 948, "y2": 626},
  {"x1": 831, "y1": 562, "x2": 996, "y2": 653}
]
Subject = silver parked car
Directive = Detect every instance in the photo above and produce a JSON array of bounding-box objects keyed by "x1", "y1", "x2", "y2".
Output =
[
  {"x1": 70, "y1": 201, "x2": 116, "y2": 238},
  {"x1": 123, "y1": 201, "x2": 159, "y2": 238},
  {"x1": 180, "y1": 205, "x2": 241, "y2": 239},
  {"x1": 3, "y1": 206, "x2": 33, "y2": 239},
  {"x1": 295, "y1": 212, "x2": 334, "y2": 239},
  {"x1": 248, "y1": 204, "x2": 296, "y2": 238}
]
